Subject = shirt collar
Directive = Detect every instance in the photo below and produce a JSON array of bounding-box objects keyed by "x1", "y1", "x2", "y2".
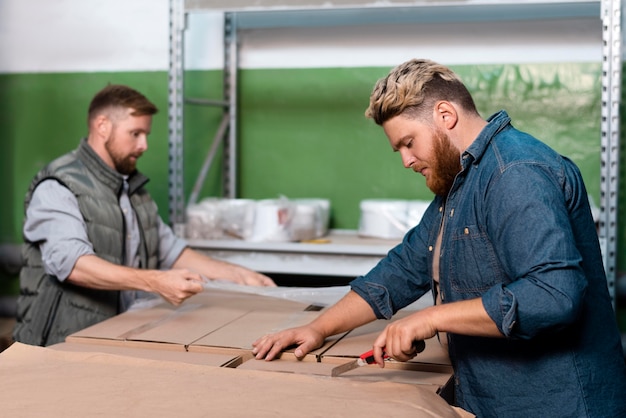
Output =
[{"x1": 462, "y1": 110, "x2": 511, "y2": 167}]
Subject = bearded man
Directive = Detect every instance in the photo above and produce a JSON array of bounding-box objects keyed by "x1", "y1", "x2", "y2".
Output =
[
  {"x1": 251, "y1": 59, "x2": 626, "y2": 417},
  {"x1": 14, "y1": 84, "x2": 275, "y2": 347}
]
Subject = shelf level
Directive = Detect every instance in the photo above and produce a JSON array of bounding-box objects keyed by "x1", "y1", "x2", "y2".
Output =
[
  {"x1": 188, "y1": 229, "x2": 401, "y2": 277},
  {"x1": 184, "y1": 0, "x2": 601, "y2": 29}
]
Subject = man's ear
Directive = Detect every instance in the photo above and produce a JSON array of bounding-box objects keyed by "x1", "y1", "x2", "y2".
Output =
[
  {"x1": 433, "y1": 101, "x2": 458, "y2": 130},
  {"x1": 92, "y1": 114, "x2": 112, "y2": 139}
]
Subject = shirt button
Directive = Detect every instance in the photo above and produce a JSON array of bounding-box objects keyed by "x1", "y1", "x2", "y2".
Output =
[
  {"x1": 464, "y1": 227, "x2": 469, "y2": 235},
  {"x1": 428, "y1": 245, "x2": 433, "y2": 252}
]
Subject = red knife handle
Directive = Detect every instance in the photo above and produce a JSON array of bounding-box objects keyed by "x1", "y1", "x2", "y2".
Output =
[{"x1": 359, "y1": 340, "x2": 426, "y2": 365}]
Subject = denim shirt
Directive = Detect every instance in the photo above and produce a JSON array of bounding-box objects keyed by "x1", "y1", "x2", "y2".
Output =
[{"x1": 351, "y1": 111, "x2": 626, "y2": 417}]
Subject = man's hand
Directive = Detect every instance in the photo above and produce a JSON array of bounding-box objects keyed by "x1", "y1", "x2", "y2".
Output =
[
  {"x1": 252, "y1": 291, "x2": 377, "y2": 361},
  {"x1": 229, "y1": 268, "x2": 277, "y2": 287},
  {"x1": 68, "y1": 255, "x2": 205, "y2": 306},
  {"x1": 150, "y1": 269, "x2": 205, "y2": 305},
  {"x1": 372, "y1": 309, "x2": 437, "y2": 365},
  {"x1": 372, "y1": 299, "x2": 503, "y2": 365},
  {"x1": 251, "y1": 325, "x2": 325, "y2": 361}
]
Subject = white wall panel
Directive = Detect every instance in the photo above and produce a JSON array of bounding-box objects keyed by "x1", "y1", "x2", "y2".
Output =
[
  {"x1": 0, "y1": 0, "x2": 169, "y2": 73},
  {"x1": 0, "y1": 0, "x2": 603, "y2": 73}
]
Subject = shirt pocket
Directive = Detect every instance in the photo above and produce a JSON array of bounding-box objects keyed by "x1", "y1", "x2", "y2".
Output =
[{"x1": 447, "y1": 224, "x2": 505, "y2": 296}]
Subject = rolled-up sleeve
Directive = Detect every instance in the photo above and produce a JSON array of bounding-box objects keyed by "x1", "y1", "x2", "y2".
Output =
[
  {"x1": 481, "y1": 163, "x2": 588, "y2": 339},
  {"x1": 24, "y1": 180, "x2": 95, "y2": 281}
]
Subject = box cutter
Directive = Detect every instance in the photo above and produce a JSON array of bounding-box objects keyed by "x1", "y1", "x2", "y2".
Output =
[{"x1": 331, "y1": 340, "x2": 426, "y2": 377}]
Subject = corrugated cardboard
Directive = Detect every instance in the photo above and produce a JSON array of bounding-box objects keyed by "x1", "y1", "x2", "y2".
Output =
[
  {"x1": 50, "y1": 341, "x2": 242, "y2": 367},
  {"x1": 0, "y1": 343, "x2": 473, "y2": 418},
  {"x1": 187, "y1": 309, "x2": 343, "y2": 359},
  {"x1": 335, "y1": 363, "x2": 451, "y2": 393},
  {"x1": 66, "y1": 302, "x2": 175, "y2": 343},
  {"x1": 238, "y1": 356, "x2": 449, "y2": 395},
  {"x1": 237, "y1": 356, "x2": 338, "y2": 376},
  {"x1": 62, "y1": 289, "x2": 459, "y2": 409},
  {"x1": 67, "y1": 289, "x2": 315, "y2": 352}
]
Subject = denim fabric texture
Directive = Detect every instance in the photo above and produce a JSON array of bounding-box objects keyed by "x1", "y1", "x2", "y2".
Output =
[{"x1": 351, "y1": 110, "x2": 626, "y2": 417}]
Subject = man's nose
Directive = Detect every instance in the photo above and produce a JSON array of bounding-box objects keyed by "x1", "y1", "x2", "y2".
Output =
[
  {"x1": 138, "y1": 134, "x2": 148, "y2": 153},
  {"x1": 400, "y1": 149, "x2": 414, "y2": 169}
]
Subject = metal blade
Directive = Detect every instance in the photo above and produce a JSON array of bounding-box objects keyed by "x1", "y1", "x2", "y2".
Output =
[{"x1": 331, "y1": 359, "x2": 362, "y2": 377}]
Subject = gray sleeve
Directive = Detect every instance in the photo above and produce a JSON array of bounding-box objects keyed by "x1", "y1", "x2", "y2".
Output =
[
  {"x1": 157, "y1": 216, "x2": 188, "y2": 269},
  {"x1": 23, "y1": 179, "x2": 95, "y2": 281}
]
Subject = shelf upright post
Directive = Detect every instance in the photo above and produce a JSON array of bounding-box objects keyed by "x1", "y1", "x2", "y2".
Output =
[
  {"x1": 599, "y1": 0, "x2": 621, "y2": 306},
  {"x1": 223, "y1": 13, "x2": 239, "y2": 198},
  {"x1": 168, "y1": 0, "x2": 187, "y2": 236}
]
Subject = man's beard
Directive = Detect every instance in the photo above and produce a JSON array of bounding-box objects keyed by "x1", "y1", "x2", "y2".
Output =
[
  {"x1": 426, "y1": 129, "x2": 461, "y2": 197},
  {"x1": 105, "y1": 134, "x2": 139, "y2": 175}
]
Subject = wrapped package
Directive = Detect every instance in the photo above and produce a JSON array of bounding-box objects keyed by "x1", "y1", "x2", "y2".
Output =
[
  {"x1": 185, "y1": 197, "x2": 330, "y2": 242},
  {"x1": 358, "y1": 199, "x2": 430, "y2": 239}
]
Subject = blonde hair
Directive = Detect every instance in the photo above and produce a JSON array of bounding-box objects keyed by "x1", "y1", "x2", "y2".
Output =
[{"x1": 365, "y1": 59, "x2": 478, "y2": 125}]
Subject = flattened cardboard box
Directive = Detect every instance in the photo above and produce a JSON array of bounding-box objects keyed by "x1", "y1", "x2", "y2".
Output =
[
  {"x1": 64, "y1": 289, "x2": 454, "y2": 404},
  {"x1": 187, "y1": 308, "x2": 344, "y2": 359},
  {"x1": 0, "y1": 343, "x2": 474, "y2": 417},
  {"x1": 67, "y1": 289, "x2": 315, "y2": 353},
  {"x1": 50, "y1": 341, "x2": 242, "y2": 368},
  {"x1": 222, "y1": 307, "x2": 453, "y2": 399}
]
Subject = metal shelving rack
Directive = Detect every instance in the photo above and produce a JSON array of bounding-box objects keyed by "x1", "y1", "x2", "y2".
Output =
[
  {"x1": 168, "y1": 0, "x2": 621, "y2": 292},
  {"x1": 599, "y1": 0, "x2": 622, "y2": 304}
]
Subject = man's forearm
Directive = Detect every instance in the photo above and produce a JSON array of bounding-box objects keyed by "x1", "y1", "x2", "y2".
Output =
[
  {"x1": 430, "y1": 297, "x2": 503, "y2": 337},
  {"x1": 172, "y1": 247, "x2": 239, "y2": 280},
  {"x1": 67, "y1": 254, "x2": 151, "y2": 291},
  {"x1": 309, "y1": 290, "x2": 378, "y2": 338}
]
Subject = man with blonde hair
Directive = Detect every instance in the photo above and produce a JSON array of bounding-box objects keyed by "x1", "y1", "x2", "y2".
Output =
[{"x1": 252, "y1": 59, "x2": 626, "y2": 417}]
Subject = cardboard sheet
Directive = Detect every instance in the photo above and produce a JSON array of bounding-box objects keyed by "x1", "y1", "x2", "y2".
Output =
[
  {"x1": 0, "y1": 343, "x2": 473, "y2": 417},
  {"x1": 335, "y1": 362, "x2": 452, "y2": 388},
  {"x1": 66, "y1": 302, "x2": 175, "y2": 342},
  {"x1": 187, "y1": 309, "x2": 342, "y2": 359},
  {"x1": 237, "y1": 356, "x2": 338, "y2": 376},
  {"x1": 238, "y1": 356, "x2": 450, "y2": 392},
  {"x1": 50, "y1": 342, "x2": 241, "y2": 367},
  {"x1": 67, "y1": 289, "x2": 315, "y2": 350},
  {"x1": 55, "y1": 288, "x2": 465, "y2": 414}
]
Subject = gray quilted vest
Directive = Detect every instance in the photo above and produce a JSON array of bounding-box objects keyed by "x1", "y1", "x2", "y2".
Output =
[{"x1": 14, "y1": 139, "x2": 160, "y2": 346}]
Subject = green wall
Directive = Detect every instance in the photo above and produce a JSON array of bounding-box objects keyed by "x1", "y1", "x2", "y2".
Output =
[
  {"x1": 185, "y1": 63, "x2": 603, "y2": 229},
  {"x1": 234, "y1": 64, "x2": 603, "y2": 229},
  {"x1": 0, "y1": 62, "x2": 614, "y2": 262},
  {"x1": 0, "y1": 72, "x2": 172, "y2": 243}
]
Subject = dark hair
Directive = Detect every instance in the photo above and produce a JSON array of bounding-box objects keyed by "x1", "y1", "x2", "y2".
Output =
[
  {"x1": 365, "y1": 58, "x2": 479, "y2": 125},
  {"x1": 87, "y1": 84, "x2": 158, "y2": 124}
]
